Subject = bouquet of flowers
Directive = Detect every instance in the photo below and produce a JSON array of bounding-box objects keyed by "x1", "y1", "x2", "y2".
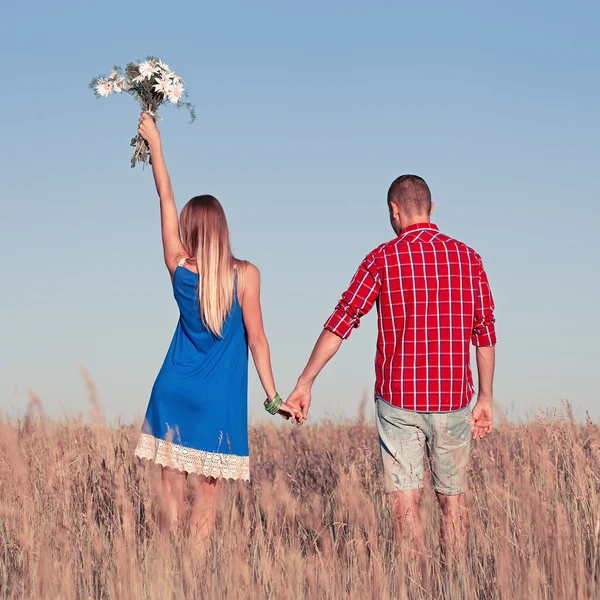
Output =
[{"x1": 90, "y1": 57, "x2": 195, "y2": 168}]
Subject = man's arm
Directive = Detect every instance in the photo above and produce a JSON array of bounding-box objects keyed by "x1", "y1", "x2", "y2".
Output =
[
  {"x1": 287, "y1": 252, "x2": 381, "y2": 424},
  {"x1": 471, "y1": 254, "x2": 497, "y2": 440},
  {"x1": 286, "y1": 330, "x2": 343, "y2": 424},
  {"x1": 476, "y1": 345, "x2": 495, "y2": 398},
  {"x1": 472, "y1": 346, "x2": 495, "y2": 439}
]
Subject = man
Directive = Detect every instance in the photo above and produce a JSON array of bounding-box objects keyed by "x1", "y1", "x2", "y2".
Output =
[{"x1": 287, "y1": 175, "x2": 496, "y2": 553}]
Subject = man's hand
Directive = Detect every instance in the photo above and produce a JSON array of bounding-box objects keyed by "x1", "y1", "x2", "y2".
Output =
[
  {"x1": 286, "y1": 383, "x2": 312, "y2": 425},
  {"x1": 471, "y1": 395, "x2": 493, "y2": 440},
  {"x1": 277, "y1": 401, "x2": 302, "y2": 423}
]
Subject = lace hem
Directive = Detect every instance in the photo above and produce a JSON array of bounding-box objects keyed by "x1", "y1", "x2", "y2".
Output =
[{"x1": 134, "y1": 433, "x2": 250, "y2": 481}]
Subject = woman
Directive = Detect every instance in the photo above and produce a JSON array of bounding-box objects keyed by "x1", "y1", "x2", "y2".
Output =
[{"x1": 134, "y1": 113, "x2": 298, "y2": 538}]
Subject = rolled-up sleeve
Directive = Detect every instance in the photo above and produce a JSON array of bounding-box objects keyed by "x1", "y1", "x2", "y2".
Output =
[
  {"x1": 471, "y1": 255, "x2": 497, "y2": 347},
  {"x1": 324, "y1": 253, "x2": 381, "y2": 340}
]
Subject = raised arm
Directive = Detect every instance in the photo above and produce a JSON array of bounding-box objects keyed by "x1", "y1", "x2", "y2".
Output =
[
  {"x1": 240, "y1": 263, "x2": 299, "y2": 421},
  {"x1": 138, "y1": 113, "x2": 186, "y2": 274}
]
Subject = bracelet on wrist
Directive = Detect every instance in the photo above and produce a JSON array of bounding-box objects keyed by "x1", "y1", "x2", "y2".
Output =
[{"x1": 264, "y1": 393, "x2": 283, "y2": 415}]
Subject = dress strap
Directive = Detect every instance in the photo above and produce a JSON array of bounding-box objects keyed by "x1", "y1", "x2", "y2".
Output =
[{"x1": 178, "y1": 257, "x2": 187, "y2": 267}]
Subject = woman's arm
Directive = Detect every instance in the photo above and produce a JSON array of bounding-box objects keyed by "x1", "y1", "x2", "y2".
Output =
[
  {"x1": 138, "y1": 113, "x2": 186, "y2": 274},
  {"x1": 240, "y1": 263, "x2": 299, "y2": 421},
  {"x1": 240, "y1": 264, "x2": 277, "y2": 398}
]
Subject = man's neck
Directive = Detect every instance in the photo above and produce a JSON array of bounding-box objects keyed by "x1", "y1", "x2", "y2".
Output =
[{"x1": 400, "y1": 217, "x2": 431, "y2": 232}]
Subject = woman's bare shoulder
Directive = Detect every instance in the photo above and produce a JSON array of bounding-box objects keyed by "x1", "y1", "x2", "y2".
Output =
[
  {"x1": 235, "y1": 260, "x2": 260, "y2": 303},
  {"x1": 235, "y1": 259, "x2": 259, "y2": 277}
]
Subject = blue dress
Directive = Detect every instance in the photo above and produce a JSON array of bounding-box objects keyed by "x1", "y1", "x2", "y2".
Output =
[{"x1": 134, "y1": 262, "x2": 249, "y2": 481}]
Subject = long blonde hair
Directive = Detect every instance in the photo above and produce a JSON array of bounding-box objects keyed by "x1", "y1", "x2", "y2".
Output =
[{"x1": 179, "y1": 195, "x2": 239, "y2": 337}]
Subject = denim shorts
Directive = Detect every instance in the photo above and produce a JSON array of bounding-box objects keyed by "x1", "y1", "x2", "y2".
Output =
[{"x1": 375, "y1": 398, "x2": 472, "y2": 495}]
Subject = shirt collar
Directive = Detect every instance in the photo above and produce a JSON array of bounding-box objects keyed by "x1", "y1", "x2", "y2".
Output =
[{"x1": 398, "y1": 222, "x2": 439, "y2": 238}]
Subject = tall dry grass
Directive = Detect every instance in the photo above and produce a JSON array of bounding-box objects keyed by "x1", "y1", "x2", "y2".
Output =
[{"x1": 0, "y1": 395, "x2": 598, "y2": 599}]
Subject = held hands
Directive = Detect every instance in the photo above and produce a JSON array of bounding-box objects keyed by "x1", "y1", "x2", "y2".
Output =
[
  {"x1": 471, "y1": 394, "x2": 493, "y2": 440},
  {"x1": 285, "y1": 383, "x2": 312, "y2": 426},
  {"x1": 138, "y1": 112, "x2": 161, "y2": 147},
  {"x1": 277, "y1": 401, "x2": 302, "y2": 423},
  {"x1": 265, "y1": 387, "x2": 310, "y2": 425},
  {"x1": 264, "y1": 393, "x2": 303, "y2": 424}
]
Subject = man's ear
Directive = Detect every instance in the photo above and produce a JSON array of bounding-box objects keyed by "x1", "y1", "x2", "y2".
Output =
[
  {"x1": 389, "y1": 200, "x2": 400, "y2": 220},
  {"x1": 430, "y1": 201, "x2": 435, "y2": 216}
]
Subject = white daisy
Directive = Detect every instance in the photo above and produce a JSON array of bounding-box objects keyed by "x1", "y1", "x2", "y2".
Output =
[
  {"x1": 153, "y1": 75, "x2": 173, "y2": 95},
  {"x1": 96, "y1": 79, "x2": 113, "y2": 97},
  {"x1": 167, "y1": 81, "x2": 185, "y2": 104},
  {"x1": 158, "y1": 60, "x2": 170, "y2": 71},
  {"x1": 112, "y1": 76, "x2": 126, "y2": 93},
  {"x1": 138, "y1": 61, "x2": 157, "y2": 80}
]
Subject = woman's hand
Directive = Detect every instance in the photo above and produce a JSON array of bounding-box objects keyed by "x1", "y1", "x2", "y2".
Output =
[
  {"x1": 138, "y1": 112, "x2": 161, "y2": 147},
  {"x1": 278, "y1": 401, "x2": 302, "y2": 424}
]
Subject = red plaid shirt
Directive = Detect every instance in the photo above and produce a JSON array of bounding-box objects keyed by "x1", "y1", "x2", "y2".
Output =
[{"x1": 324, "y1": 223, "x2": 496, "y2": 412}]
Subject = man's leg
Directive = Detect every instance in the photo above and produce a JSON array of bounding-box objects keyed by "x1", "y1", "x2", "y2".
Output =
[
  {"x1": 390, "y1": 488, "x2": 425, "y2": 553},
  {"x1": 375, "y1": 399, "x2": 427, "y2": 550},
  {"x1": 428, "y1": 407, "x2": 472, "y2": 556},
  {"x1": 436, "y1": 492, "x2": 469, "y2": 553}
]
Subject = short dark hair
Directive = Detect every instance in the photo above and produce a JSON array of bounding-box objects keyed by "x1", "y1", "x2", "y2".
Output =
[{"x1": 387, "y1": 175, "x2": 432, "y2": 217}]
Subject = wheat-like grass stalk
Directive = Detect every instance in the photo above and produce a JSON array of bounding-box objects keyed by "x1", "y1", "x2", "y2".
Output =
[{"x1": 0, "y1": 392, "x2": 598, "y2": 599}]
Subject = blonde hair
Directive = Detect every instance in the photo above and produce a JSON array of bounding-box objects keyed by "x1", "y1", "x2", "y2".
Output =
[{"x1": 179, "y1": 195, "x2": 240, "y2": 337}]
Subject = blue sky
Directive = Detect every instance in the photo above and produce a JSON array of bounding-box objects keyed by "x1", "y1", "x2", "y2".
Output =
[{"x1": 1, "y1": 1, "x2": 599, "y2": 422}]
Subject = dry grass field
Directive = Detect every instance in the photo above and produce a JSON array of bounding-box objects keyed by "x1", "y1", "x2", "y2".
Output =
[{"x1": 1, "y1": 391, "x2": 599, "y2": 599}]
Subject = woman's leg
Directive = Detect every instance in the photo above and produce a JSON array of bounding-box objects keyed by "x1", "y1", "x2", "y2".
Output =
[
  {"x1": 160, "y1": 468, "x2": 187, "y2": 532},
  {"x1": 189, "y1": 476, "x2": 222, "y2": 545}
]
